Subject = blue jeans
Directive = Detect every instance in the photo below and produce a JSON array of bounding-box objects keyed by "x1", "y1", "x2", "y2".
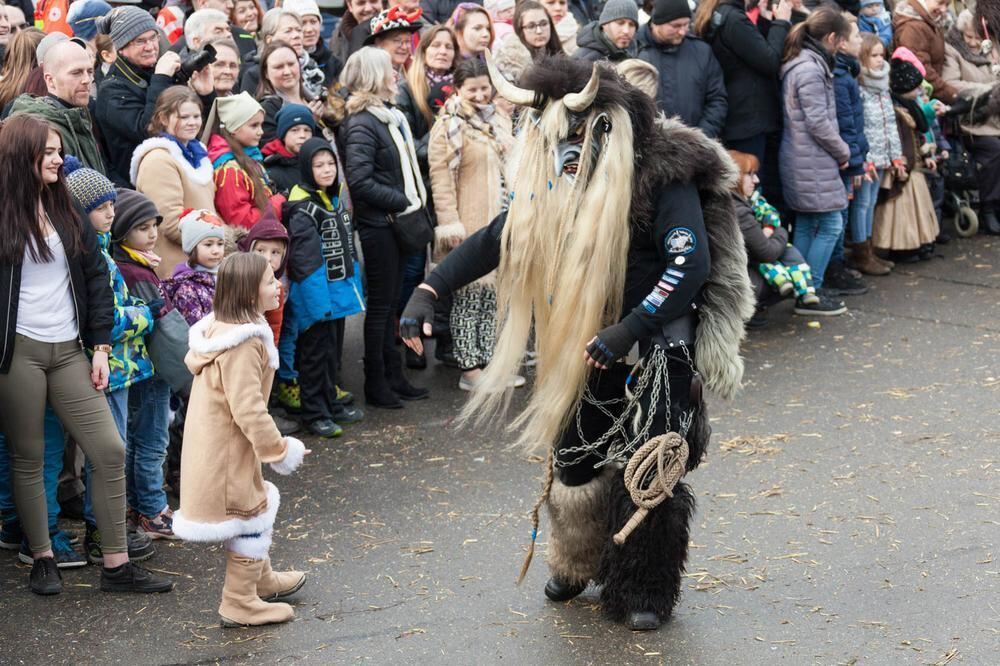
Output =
[
  {"x1": 849, "y1": 169, "x2": 883, "y2": 242},
  {"x1": 277, "y1": 308, "x2": 299, "y2": 383},
  {"x1": 0, "y1": 406, "x2": 64, "y2": 529},
  {"x1": 84, "y1": 388, "x2": 129, "y2": 526},
  {"x1": 126, "y1": 378, "x2": 170, "y2": 517},
  {"x1": 793, "y1": 210, "x2": 845, "y2": 289}
]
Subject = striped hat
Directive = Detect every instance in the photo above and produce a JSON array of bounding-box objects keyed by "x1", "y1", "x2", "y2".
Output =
[{"x1": 63, "y1": 156, "x2": 117, "y2": 214}]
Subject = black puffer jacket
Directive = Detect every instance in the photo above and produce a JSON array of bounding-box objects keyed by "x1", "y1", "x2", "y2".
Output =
[
  {"x1": 700, "y1": 0, "x2": 790, "y2": 142},
  {"x1": 94, "y1": 56, "x2": 174, "y2": 187},
  {"x1": 340, "y1": 107, "x2": 413, "y2": 228},
  {"x1": 574, "y1": 21, "x2": 636, "y2": 62},
  {"x1": 395, "y1": 80, "x2": 430, "y2": 168},
  {"x1": 0, "y1": 210, "x2": 113, "y2": 373}
]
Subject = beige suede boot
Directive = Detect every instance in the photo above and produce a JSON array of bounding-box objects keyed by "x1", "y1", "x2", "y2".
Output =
[
  {"x1": 257, "y1": 558, "x2": 306, "y2": 601},
  {"x1": 219, "y1": 552, "x2": 295, "y2": 627}
]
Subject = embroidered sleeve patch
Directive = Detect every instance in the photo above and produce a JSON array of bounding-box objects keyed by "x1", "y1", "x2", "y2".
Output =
[{"x1": 665, "y1": 227, "x2": 696, "y2": 255}]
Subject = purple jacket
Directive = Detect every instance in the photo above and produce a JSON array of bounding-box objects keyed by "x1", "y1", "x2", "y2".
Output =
[
  {"x1": 779, "y1": 46, "x2": 851, "y2": 213},
  {"x1": 161, "y1": 264, "x2": 215, "y2": 326}
]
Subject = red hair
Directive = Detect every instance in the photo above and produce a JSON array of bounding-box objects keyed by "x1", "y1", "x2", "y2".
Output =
[{"x1": 727, "y1": 150, "x2": 759, "y2": 194}]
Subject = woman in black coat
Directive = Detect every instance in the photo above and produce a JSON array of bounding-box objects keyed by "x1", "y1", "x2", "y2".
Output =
[
  {"x1": 695, "y1": 0, "x2": 793, "y2": 161},
  {"x1": 340, "y1": 47, "x2": 431, "y2": 409}
]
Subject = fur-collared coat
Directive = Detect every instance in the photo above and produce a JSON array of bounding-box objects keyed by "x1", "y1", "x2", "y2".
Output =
[
  {"x1": 173, "y1": 314, "x2": 305, "y2": 557},
  {"x1": 130, "y1": 137, "x2": 217, "y2": 279}
]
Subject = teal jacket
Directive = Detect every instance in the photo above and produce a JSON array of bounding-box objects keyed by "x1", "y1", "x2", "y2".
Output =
[{"x1": 97, "y1": 232, "x2": 155, "y2": 392}]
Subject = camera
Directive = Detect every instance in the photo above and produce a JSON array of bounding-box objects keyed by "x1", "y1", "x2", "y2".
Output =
[{"x1": 175, "y1": 44, "x2": 217, "y2": 85}]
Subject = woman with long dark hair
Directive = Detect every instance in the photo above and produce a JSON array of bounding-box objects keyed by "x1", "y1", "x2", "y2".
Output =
[
  {"x1": 340, "y1": 47, "x2": 431, "y2": 409},
  {"x1": 511, "y1": 1, "x2": 564, "y2": 61},
  {"x1": 256, "y1": 40, "x2": 323, "y2": 144},
  {"x1": 0, "y1": 115, "x2": 173, "y2": 596}
]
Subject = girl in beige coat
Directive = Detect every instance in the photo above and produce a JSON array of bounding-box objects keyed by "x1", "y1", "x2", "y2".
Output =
[
  {"x1": 428, "y1": 60, "x2": 516, "y2": 391},
  {"x1": 173, "y1": 253, "x2": 309, "y2": 628},
  {"x1": 131, "y1": 86, "x2": 218, "y2": 279}
]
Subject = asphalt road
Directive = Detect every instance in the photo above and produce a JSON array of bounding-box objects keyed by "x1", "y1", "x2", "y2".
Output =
[{"x1": 1, "y1": 236, "x2": 997, "y2": 666}]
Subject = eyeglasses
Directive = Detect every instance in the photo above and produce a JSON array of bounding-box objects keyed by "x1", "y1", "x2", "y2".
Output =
[
  {"x1": 131, "y1": 34, "x2": 159, "y2": 48},
  {"x1": 522, "y1": 21, "x2": 549, "y2": 33}
]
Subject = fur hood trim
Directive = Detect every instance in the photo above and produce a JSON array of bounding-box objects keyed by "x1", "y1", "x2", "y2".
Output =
[
  {"x1": 631, "y1": 116, "x2": 739, "y2": 228},
  {"x1": 130, "y1": 136, "x2": 215, "y2": 187},
  {"x1": 173, "y1": 481, "x2": 280, "y2": 542},
  {"x1": 187, "y1": 313, "x2": 280, "y2": 370}
]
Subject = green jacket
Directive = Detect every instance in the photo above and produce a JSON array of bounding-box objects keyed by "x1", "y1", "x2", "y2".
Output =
[{"x1": 9, "y1": 94, "x2": 107, "y2": 175}]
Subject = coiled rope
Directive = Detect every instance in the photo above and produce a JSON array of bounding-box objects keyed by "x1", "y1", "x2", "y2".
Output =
[{"x1": 612, "y1": 432, "x2": 688, "y2": 545}]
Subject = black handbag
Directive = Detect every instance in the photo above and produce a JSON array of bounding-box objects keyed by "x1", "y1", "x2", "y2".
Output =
[{"x1": 389, "y1": 208, "x2": 433, "y2": 255}]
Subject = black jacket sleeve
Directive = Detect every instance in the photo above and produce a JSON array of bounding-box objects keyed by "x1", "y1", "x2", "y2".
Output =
[
  {"x1": 95, "y1": 73, "x2": 173, "y2": 150},
  {"x1": 621, "y1": 183, "x2": 710, "y2": 339},
  {"x1": 342, "y1": 114, "x2": 411, "y2": 214},
  {"x1": 720, "y1": 9, "x2": 789, "y2": 78},
  {"x1": 260, "y1": 95, "x2": 283, "y2": 145},
  {"x1": 698, "y1": 48, "x2": 728, "y2": 139},
  {"x1": 78, "y1": 219, "x2": 114, "y2": 348},
  {"x1": 424, "y1": 213, "x2": 505, "y2": 298}
]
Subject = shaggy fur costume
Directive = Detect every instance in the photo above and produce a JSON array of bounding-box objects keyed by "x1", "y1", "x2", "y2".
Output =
[{"x1": 546, "y1": 469, "x2": 615, "y2": 587}]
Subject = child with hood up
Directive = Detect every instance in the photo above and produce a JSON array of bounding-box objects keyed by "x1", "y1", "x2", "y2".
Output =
[
  {"x1": 173, "y1": 252, "x2": 308, "y2": 628},
  {"x1": 283, "y1": 137, "x2": 366, "y2": 439}
]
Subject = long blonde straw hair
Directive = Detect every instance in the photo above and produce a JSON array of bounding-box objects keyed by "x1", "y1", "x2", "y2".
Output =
[{"x1": 460, "y1": 95, "x2": 636, "y2": 455}]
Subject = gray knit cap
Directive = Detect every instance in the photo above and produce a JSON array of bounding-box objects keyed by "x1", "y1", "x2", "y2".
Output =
[
  {"x1": 600, "y1": 0, "x2": 639, "y2": 26},
  {"x1": 98, "y1": 6, "x2": 159, "y2": 51}
]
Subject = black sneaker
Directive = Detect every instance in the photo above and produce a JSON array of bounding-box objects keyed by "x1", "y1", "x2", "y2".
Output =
[
  {"x1": 100, "y1": 562, "x2": 173, "y2": 593},
  {"x1": 29, "y1": 556, "x2": 62, "y2": 595},
  {"x1": 307, "y1": 418, "x2": 343, "y2": 438},
  {"x1": 823, "y1": 263, "x2": 869, "y2": 296},
  {"x1": 19, "y1": 530, "x2": 87, "y2": 568},
  {"x1": 746, "y1": 307, "x2": 769, "y2": 330},
  {"x1": 794, "y1": 294, "x2": 847, "y2": 316},
  {"x1": 331, "y1": 404, "x2": 364, "y2": 425},
  {"x1": 85, "y1": 523, "x2": 157, "y2": 565},
  {"x1": 0, "y1": 517, "x2": 22, "y2": 550}
]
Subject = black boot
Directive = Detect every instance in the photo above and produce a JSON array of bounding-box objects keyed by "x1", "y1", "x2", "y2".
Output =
[
  {"x1": 364, "y1": 361, "x2": 403, "y2": 409},
  {"x1": 386, "y1": 350, "x2": 429, "y2": 401},
  {"x1": 627, "y1": 611, "x2": 661, "y2": 631},
  {"x1": 544, "y1": 577, "x2": 586, "y2": 602},
  {"x1": 405, "y1": 347, "x2": 427, "y2": 370},
  {"x1": 982, "y1": 209, "x2": 1000, "y2": 235}
]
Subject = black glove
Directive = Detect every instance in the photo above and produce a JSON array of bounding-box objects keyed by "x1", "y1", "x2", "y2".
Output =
[
  {"x1": 145, "y1": 298, "x2": 165, "y2": 320},
  {"x1": 399, "y1": 287, "x2": 436, "y2": 340},
  {"x1": 585, "y1": 322, "x2": 638, "y2": 368}
]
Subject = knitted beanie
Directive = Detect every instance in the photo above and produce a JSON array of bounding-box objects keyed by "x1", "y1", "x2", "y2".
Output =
[
  {"x1": 651, "y1": 0, "x2": 691, "y2": 25},
  {"x1": 600, "y1": 0, "x2": 639, "y2": 26},
  {"x1": 275, "y1": 103, "x2": 317, "y2": 141},
  {"x1": 891, "y1": 46, "x2": 926, "y2": 77},
  {"x1": 63, "y1": 156, "x2": 117, "y2": 214},
  {"x1": 97, "y1": 6, "x2": 159, "y2": 51},
  {"x1": 216, "y1": 91, "x2": 264, "y2": 132},
  {"x1": 179, "y1": 209, "x2": 226, "y2": 254},
  {"x1": 484, "y1": 0, "x2": 516, "y2": 15},
  {"x1": 67, "y1": 0, "x2": 113, "y2": 42},
  {"x1": 111, "y1": 189, "x2": 162, "y2": 243},
  {"x1": 283, "y1": 0, "x2": 322, "y2": 19},
  {"x1": 889, "y1": 57, "x2": 923, "y2": 95}
]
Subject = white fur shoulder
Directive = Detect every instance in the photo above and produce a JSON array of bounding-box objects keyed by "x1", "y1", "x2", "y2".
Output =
[
  {"x1": 130, "y1": 136, "x2": 214, "y2": 187},
  {"x1": 188, "y1": 314, "x2": 280, "y2": 369}
]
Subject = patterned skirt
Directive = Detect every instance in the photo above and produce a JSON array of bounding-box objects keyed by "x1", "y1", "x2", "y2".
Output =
[{"x1": 450, "y1": 283, "x2": 497, "y2": 370}]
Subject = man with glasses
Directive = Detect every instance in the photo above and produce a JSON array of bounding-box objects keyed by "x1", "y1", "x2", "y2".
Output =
[{"x1": 95, "y1": 6, "x2": 216, "y2": 186}]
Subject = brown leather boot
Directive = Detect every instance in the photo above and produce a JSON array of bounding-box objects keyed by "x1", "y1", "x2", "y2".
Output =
[
  {"x1": 219, "y1": 552, "x2": 295, "y2": 627},
  {"x1": 257, "y1": 558, "x2": 306, "y2": 601},
  {"x1": 849, "y1": 240, "x2": 890, "y2": 275},
  {"x1": 869, "y1": 240, "x2": 894, "y2": 269}
]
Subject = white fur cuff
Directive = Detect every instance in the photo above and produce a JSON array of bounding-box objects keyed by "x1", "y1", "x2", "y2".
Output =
[
  {"x1": 226, "y1": 529, "x2": 273, "y2": 559},
  {"x1": 434, "y1": 223, "x2": 466, "y2": 242},
  {"x1": 269, "y1": 436, "x2": 306, "y2": 475}
]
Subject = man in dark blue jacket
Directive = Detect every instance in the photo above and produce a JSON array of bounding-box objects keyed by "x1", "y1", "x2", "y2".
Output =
[{"x1": 635, "y1": 0, "x2": 727, "y2": 139}]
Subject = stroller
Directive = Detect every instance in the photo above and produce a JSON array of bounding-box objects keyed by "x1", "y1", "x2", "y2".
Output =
[{"x1": 939, "y1": 117, "x2": 980, "y2": 237}]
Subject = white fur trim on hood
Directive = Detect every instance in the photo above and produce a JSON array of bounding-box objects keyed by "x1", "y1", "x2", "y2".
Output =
[
  {"x1": 173, "y1": 481, "x2": 281, "y2": 543},
  {"x1": 269, "y1": 437, "x2": 306, "y2": 475},
  {"x1": 129, "y1": 136, "x2": 215, "y2": 187},
  {"x1": 188, "y1": 313, "x2": 280, "y2": 370}
]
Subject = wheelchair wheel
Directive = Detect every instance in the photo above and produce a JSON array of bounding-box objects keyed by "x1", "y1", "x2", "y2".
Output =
[{"x1": 955, "y1": 205, "x2": 979, "y2": 237}]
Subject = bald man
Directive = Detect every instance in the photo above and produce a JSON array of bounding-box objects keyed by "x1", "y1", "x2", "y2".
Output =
[{"x1": 8, "y1": 40, "x2": 107, "y2": 173}]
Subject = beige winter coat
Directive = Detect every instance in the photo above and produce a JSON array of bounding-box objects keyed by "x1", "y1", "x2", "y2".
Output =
[
  {"x1": 942, "y1": 43, "x2": 1000, "y2": 136},
  {"x1": 131, "y1": 137, "x2": 218, "y2": 279},
  {"x1": 173, "y1": 314, "x2": 305, "y2": 547},
  {"x1": 428, "y1": 100, "x2": 511, "y2": 282}
]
